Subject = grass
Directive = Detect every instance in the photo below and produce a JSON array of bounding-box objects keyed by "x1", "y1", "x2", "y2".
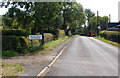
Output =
[
  {"x1": 26, "y1": 36, "x2": 71, "y2": 56},
  {"x1": 0, "y1": 26, "x2": 2, "y2": 30},
  {"x1": 94, "y1": 37, "x2": 120, "y2": 48},
  {"x1": 42, "y1": 36, "x2": 71, "y2": 54},
  {"x1": 1, "y1": 63, "x2": 24, "y2": 76},
  {"x1": 2, "y1": 50, "x2": 19, "y2": 57}
]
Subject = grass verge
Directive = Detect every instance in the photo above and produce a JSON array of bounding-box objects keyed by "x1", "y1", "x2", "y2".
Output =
[
  {"x1": 26, "y1": 36, "x2": 71, "y2": 55},
  {"x1": 0, "y1": 26, "x2": 2, "y2": 30},
  {"x1": 94, "y1": 37, "x2": 120, "y2": 48},
  {"x1": 1, "y1": 63, "x2": 24, "y2": 76}
]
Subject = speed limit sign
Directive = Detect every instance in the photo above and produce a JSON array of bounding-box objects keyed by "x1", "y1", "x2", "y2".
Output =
[{"x1": 98, "y1": 26, "x2": 101, "y2": 29}]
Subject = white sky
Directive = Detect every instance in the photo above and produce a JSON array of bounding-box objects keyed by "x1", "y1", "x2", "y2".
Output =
[
  {"x1": 0, "y1": 0, "x2": 120, "y2": 22},
  {"x1": 77, "y1": 0, "x2": 120, "y2": 22}
]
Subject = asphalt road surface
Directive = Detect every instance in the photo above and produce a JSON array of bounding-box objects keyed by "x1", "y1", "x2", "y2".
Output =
[{"x1": 46, "y1": 36, "x2": 118, "y2": 76}]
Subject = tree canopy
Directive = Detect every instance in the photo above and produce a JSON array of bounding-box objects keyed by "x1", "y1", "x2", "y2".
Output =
[{"x1": 1, "y1": 2, "x2": 86, "y2": 44}]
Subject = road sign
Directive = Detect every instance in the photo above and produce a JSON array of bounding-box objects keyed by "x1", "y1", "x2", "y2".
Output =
[
  {"x1": 29, "y1": 35, "x2": 42, "y2": 40},
  {"x1": 67, "y1": 26, "x2": 69, "y2": 29},
  {"x1": 29, "y1": 35, "x2": 42, "y2": 50},
  {"x1": 98, "y1": 26, "x2": 101, "y2": 29}
]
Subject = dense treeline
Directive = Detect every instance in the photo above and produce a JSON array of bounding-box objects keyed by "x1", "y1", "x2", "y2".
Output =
[
  {"x1": 1, "y1": 1, "x2": 110, "y2": 56},
  {"x1": 1, "y1": 2, "x2": 86, "y2": 44}
]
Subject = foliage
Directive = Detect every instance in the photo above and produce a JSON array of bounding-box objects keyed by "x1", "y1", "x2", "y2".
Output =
[
  {"x1": 0, "y1": 26, "x2": 3, "y2": 30},
  {"x1": 85, "y1": 8, "x2": 95, "y2": 30},
  {"x1": 95, "y1": 37, "x2": 120, "y2": 48},
  {"x1": 62, "y1": 2, "x2": 86, "y2": 35},
  {"x1": 43, "y1": 36, "x2": 69, "y2": 52},
  {"x1": 2, "y1": 36, "x2": 28, "y2": 53},
  {"x1": 99, "y1": 16, "x2": 109, "y2": 30},
  {"x1": 2, "y1": 30, "x2": 28, "y2": 36},
  {"x1": 89, "y1": 16, "x2": 109, "y2": 36},
  {"x1": 2, "y1": 63, "x2": 24, "y2": 76},
  {"x1": 1, "y1": 2, "x2": 86, "y2": 45},
  {"x1": 14, "y1": 64, "x2": 24, "y2": 72},
  {"x1": 58, "y1": 30, "x2": 65, "y2": 38},
  {"x1": 100, "y1": 31, "x2": 120, "y2": 43},
  {"x1": 44, "y1": 33, "x2": 54, "y2": 43},
  {"x1": 0, "y1": 15, "x2": 2, "y2": 26},
  {"x1": 2, "y1": 50, "x2": 19, "y2": 57}
]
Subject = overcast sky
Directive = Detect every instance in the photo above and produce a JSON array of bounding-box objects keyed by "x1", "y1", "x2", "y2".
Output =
[
  {"x1": 0, "y1": 0, "x2": 120, "y2": 22},
  {"x1": 77, "y1": 0, "x2": 120, "y2": 22}
]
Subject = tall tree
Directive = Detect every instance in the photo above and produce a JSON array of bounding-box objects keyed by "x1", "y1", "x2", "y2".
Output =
[
  {"x1": 62, "y1": 2, "x2": 86, "y2": 35},
  {"x1": 85, "y1": 9, "x2": 95, "y2": 30},
  {"x1": 89, "y1": 16, "x2": 109, "y2": 35}
]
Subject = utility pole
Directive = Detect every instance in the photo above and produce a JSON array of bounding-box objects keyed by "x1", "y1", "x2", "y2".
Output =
[
  {"x1": 109, "y1": 14, "x2": 111, "y2": 23},
  {"x1": 97, "y1": 11, "x2": 99, "y2": 36}
]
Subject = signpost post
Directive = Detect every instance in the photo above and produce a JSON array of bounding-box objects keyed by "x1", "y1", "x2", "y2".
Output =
[
  {"x1": 98, "y1": 26, "x2": 101, "y2": 37},
  {"x1": 29, "y1": 35, "x2": 42, "y2": 50}
]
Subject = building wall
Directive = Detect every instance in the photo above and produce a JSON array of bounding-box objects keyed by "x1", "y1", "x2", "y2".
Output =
[{"x1": 118, "y1": 1, "x2": 120, "y2": 21}]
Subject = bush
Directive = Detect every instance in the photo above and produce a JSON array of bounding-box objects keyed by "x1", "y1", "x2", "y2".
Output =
[
  {"x1": 58, "y1": 30, "x2": 65, "y2": 39},
  {"x1": 100, "y1": 31, "x2": 120, "y2": 43},
  {"x1": 2, "y1": 30, "x2": 28, "y2": 36},
  {"x1": 2, "y1": 36, "x2": 28, "y2": 53},
  {"x1": 2, "y1": 50, "x2": 19, "y2": 57},
  {"x1": 44, "y1": 33, "x2": 54, "y2": 43}
]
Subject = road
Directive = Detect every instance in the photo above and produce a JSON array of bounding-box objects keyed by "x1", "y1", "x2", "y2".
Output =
[{"x1": 46, "y1": 36, "x2": 118, "y2": 76}]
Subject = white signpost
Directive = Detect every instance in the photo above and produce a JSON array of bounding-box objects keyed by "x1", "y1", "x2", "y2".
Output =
[
  {"x1": 98, "y1": 26, "x2": 101, "y2": 29},
  {"x1": 67, "y1": 26, "x2": 69, "y2": 30},
  {"x1": 29, "y1": 35, "x2": 42, "y2": 40},
  {"x1": 29, "y1": 35, "x2": 42, "y2": 50}
]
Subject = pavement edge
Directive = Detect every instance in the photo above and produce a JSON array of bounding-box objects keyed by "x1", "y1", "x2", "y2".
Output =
[{"x1": 36, "y1": 36, "x2": 75, "y2": 77}]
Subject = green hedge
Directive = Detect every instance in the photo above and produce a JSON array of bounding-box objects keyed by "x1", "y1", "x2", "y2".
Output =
[
  {"x1": 2, "y1": 36, "x2": 28, "y2": 53},
  {"x1": 44, "y1": 33, "x2": 54, "y2": 43},
  {"x1": 100, "y1": 31, "x2": 120, "y2": 43},
  {"x1": 58, "y1": 30, "x2": 65, "y2": 39},
  {"x1": 2, "y1": 30, "x2": 28, "y2": 36}
]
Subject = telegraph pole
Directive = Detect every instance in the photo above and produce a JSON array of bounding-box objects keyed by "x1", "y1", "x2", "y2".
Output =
[
  {"x1": 109, "y1": 14, "x2": 111, "y2": 23},
  {"x1": 97, "y1": 11, "x2": 99, "y2": 36}
]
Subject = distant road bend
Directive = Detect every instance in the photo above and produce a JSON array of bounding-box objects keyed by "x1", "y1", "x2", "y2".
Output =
[{"x1": 46, "y1": 36, "x2": 118, "y2": 76}]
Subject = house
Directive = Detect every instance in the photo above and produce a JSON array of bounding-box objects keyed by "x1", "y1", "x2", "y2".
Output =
[{"x1": 107, "y1": 22, "x2": 120, "y2": 31}]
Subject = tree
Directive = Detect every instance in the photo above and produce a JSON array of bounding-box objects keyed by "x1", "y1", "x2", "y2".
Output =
[
  {"x1": 62, "y1": 2, "x2": 86, "y2": 35},
  {"x1": 85, "y1": 9, "x2": 95, "y2": 30},
  {"x1": 1, "y1": 2, "x2": 63, "y2": 45},
  {"x1": 89, "y1": 16, "x2": 109, "y2": 35},
  {"x1": 1, "y1": 1, "x2": 86, "y2": 43},
  {"x1": 99, "y1": 16, "x2": 109, "y2": 30}
]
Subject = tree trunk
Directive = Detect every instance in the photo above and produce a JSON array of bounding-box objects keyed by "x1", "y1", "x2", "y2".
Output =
[{"x1": 40, "y1": 27, "x2": 44, "y2": 45}]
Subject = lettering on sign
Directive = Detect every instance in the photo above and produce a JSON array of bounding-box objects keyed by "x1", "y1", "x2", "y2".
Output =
[{"x1": 29, "y1": 35, "x2": 42, "y2": 40}]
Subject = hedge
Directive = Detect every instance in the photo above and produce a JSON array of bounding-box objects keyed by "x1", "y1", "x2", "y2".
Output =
[
  {"x1": 2, "y1": 30, "x2": 28, "y2": 36},
  {"x1": 44, "y1": 33, "x2": 54, "y2": 43},
  {"x1": 100, "y1": 31, "x2": 120, "y2": 43},
  {"x1": 58, "y1": 30, "x2": 65, "y2": 39},
  {"x1": 2, "y1": 36, "x2": 28, "y2": 53}
]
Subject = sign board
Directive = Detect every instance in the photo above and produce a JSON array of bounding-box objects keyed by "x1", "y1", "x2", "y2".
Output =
[
  {"x1": 29, "y1": 35, "x2": 42, "y2": 40},
  {"x1": 67, "y1": 26, "x2": 69, "y2": 29},
  {"x1": 98, "y1": 26, "x2": 101, "y2": 29}
]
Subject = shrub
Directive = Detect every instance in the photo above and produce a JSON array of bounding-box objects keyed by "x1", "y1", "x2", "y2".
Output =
[
  {"x1": 58, "y1": 30, "x2": 65, "y2": 39},
  {"x1": 2, "y1": 50, "x2": 19, "y2": 57},
  {"x1": 100, "y1": 31, "x2": 120, "y2": 43},
  {"x1": 2, "y1": 30, "x2": 28, "y2": 36},
  {"x1": 2, "y1": 36, "x2": 28, "y2": 53},
  {"x1": 44, "y1": 33, "x2": 54, "y2": 43}
]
